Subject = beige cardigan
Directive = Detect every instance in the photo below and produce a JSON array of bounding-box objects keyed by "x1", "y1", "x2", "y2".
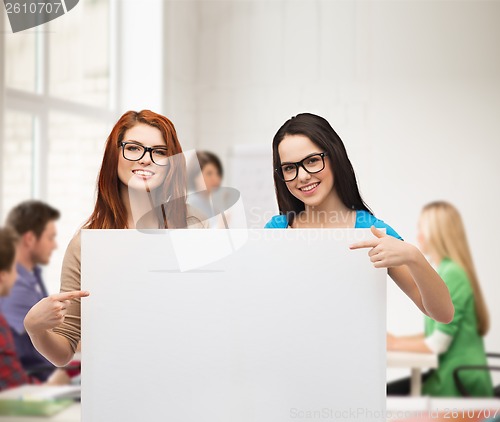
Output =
[{"x1": 52, "y1": 206, "x2": 206, "y2": 352}]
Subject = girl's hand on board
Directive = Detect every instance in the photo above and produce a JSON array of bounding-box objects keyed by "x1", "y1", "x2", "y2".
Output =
[
  {"x1": 349, "y1": 226, "x2": 418, "y2": 268},
  {"x1": 24, "y1": 291, "x2": 90, "y2": 333}
]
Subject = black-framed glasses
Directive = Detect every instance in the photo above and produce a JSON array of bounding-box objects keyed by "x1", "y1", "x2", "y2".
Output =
[
  {"x1": 276, "y1": 152, "x2": 328, "y2": 182},
  {"x1": 120, "y1": 141, "x2": 169, "y2": 166}
]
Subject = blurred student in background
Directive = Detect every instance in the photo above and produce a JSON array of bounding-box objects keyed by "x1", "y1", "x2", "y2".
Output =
[
  {"x1": 0, "y1": 226, "x2": 68, "y2": 391},
  {"x1": 387, "y1": 201, "x2": 493, "y2": 397},
  {"x1": 0, "y1": 201, "x2": 59, "y2": 381},
  {"x1": 196, "y1": 151, "x2": 223, "y2": 194},
  {"x1": 187, "y1": 150, "x2": 227, "y2": 228}
]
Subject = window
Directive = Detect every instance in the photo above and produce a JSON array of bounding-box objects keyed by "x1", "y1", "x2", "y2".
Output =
[
  {"x1": 1, "y1": 111, "x2": 35, "y2": 218},
  {"x1": 1, "y1": 0, "x2": 118, "y2": 292}
]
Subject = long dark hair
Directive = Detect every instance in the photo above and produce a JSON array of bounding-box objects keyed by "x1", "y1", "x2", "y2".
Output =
[
  {"x1": 272, "y1": 113, "x2": 371, "y2": 225},
  {"x1": 84, "y1": 110, "x2": 187, "y2": 229}
]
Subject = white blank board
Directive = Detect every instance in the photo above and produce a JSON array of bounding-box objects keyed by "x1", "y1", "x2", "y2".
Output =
[{"x1": 81, "y1": 229, "x2": 387, "y2": 422}]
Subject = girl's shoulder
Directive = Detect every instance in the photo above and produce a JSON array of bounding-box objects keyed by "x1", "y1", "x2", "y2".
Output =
[
  {"x1": 265, "y1": 211, "x2": 402, "y2": 239},
  {"x1": 355, "y1": 210, "x2": 403, "y2": 240},
  {"x1": 186, "y1": 204, "x2": 209, "y2": 229},
  {"x1": 438, "y1": 259, "x2": 471, "y2": 286},
  {"x1": 264, "y1": 215, "x2": 288, "y2": 229}
]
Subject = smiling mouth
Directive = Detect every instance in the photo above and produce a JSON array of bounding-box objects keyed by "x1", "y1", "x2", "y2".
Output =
[
  {"x1": 132, "y1": 170, "x2": 155, "y2": 177},
  {"x1": 299, "y1": 182, "x2": 319, "y2": 192}
]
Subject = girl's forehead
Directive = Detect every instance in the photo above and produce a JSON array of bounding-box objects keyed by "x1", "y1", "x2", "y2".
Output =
[
  {"x1": 124, "y1": 123, "x2": 166, "y2": 147},
  {"x1": 278, "y1": 134, "x2": 321, "y2": 162}
]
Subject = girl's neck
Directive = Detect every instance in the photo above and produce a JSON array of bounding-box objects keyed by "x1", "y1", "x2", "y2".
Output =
[
  {"x1": 429, "y1": 252, "x2": 445, "y2": 267},
  {"x1": 120, "y1": 185, "x2": 158, "y2": 229}
]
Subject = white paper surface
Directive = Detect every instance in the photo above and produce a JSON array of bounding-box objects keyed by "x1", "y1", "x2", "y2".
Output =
[{"x1": 81, "y1": 229, "x2": 387, "y2": 422}]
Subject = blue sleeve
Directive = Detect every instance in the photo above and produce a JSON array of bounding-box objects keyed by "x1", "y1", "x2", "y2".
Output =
[
  {"x1": 264, "y1": 215, "x2": 288, "y2": 229},
  {"x1": 375, "y1": 221, "x2": 402, "y2": 240},
  {"x1": 355, "y1": 210, "x2": 403, "y2": 240}
]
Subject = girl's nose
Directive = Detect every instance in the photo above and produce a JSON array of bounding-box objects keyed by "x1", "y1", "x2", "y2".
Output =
[{"x1": 297, "y1": 166, "x2": 311, "y2": 182}]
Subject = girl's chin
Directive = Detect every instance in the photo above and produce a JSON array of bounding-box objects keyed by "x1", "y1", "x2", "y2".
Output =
[
  {"x1": 126, "y1": 180, "x2": 163, "y2": 192},
  {"x1": 298, "y1": 194, "x2": 326, "y2": 208}
]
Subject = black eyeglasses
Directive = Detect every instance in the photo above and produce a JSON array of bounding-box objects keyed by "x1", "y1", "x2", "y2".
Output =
[
  {"x1": 276, "y1": 152, "x2": 328, "y2": 182},
  {"x1": 120, "y1": 142, "x2": 169, "y2": 166}
]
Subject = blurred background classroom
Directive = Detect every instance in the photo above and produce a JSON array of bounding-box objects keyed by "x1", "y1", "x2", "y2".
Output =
[{"x1": 1, "y1": 0, "x2": 499, "y2": 400}]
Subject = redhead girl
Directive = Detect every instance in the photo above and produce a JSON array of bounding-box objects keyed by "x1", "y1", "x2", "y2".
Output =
[
  {"x1": 265, "y1": 113, "x2": 454, "y2": 324},
  {"x1": 25, "y1": 110, "x2": 205, "y2": 366}
]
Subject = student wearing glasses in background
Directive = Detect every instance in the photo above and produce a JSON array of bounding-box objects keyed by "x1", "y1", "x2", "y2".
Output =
[
  {"x1": 265, "y1": 113, "x2": 454, "y2": 323},
  {"x1": 24, "y1": 110, "x2": 206, "y2": 367}
]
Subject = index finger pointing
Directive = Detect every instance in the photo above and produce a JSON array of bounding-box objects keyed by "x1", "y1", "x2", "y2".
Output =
[
  {"x1": 52, "y1": 291, "x2": 90, "y2": 301},
  {"x1": 349, "y1": 239, "x2": 378, "y2": 250}
]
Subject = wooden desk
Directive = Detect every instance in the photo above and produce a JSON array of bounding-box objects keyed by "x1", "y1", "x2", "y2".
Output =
[{"x1": 387, "y1": 351, "x2": 438, "y2": 396}]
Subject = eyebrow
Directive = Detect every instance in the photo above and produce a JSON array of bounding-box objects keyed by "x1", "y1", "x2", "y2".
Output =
[
  {"x1": 123, "y1": 140, "x2": 167, "y2": 148},
  {"x1": 280, "y1": 151, "x2": 323, "y2": 164}
]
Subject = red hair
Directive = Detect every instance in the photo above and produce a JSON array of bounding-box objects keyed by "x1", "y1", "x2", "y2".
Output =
[{"x1": 84, "y1": 110, "x2": 188, "y2": 229}]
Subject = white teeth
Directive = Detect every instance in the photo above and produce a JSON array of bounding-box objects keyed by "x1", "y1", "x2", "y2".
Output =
[
  {"x1": 301, "y1": 183, "x2": 319, "y2": 192},
  {"x1": 133, "y1": 170, "x2": 154, "y2": 176}
]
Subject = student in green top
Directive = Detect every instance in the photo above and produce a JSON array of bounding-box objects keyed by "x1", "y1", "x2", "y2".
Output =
[{"x1": 387, "y1": 201, "x2": 493, "y2": 397}]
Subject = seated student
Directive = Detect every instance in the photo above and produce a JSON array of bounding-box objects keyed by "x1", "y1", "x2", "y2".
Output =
[
  {"x1": 195, "y1": 151, "x2": 224, "y2": 194},
  {"x1": 0, "y1": 227, "x2": 68, "y2": 391},
  {"x1": 387, "y1": 201, "x2": 493, "y2": 397},
  {"x1": 187, "y1": 151, "x2": 227, "y2": 228},
  {"x1": 0, "y1": 200, "x2": 60, "y2": 381}
]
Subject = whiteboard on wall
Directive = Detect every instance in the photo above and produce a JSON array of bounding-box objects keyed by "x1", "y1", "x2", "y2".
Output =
[
  {"x1": 81, "y1": 229, "x2": 386, "y2": 422},
  {"x1": 228, "y1": 145, "x2": 277, "y2": 228}
]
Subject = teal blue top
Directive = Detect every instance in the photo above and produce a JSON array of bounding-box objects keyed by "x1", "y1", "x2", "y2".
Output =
[{"x1": 264, "y1": 209, "x2": 402, "y2": 240}]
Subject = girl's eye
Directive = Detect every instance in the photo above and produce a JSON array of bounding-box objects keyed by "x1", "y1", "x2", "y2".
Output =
[
  {"x1": 282, "y1": 165, "x2": 296, "y2": 173},
  {"x1": 153, "y1": 149, "x2": 168, "y2": 157},
  {"x1": 126, "y1": 145, "x2": 141, "y2": 152},
  {"x1": 306, "y1": 157, "x2": 319, "y2": 165}
]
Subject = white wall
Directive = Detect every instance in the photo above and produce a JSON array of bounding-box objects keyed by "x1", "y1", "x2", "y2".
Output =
[
  {"x1": 162, "y1": 0, "x2": 500, "y2": 382},
  {"x1": 120, "y1": 0, "x2": 164, "y2": 111}
]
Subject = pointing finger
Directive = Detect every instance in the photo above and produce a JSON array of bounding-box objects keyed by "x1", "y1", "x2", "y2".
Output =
[
  {"x1": 349, "y1": 239, "x2": 379, "y2": 250},
  {"x1": 52, "y1": 291, "x2": 90, "y2": 302}
]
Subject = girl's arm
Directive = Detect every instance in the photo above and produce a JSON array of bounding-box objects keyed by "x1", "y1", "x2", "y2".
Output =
[
  {"x1": 387, "y1": 333, "x2": 432, "y2": 353},
  {"x1": 24, "y1": 290, "x2": 89, "y2": 367},
  {"x1": 350, "y1": 226, "x2": 454, "y2": 323},
  {"x1": 391, "y1": 333, "x2": 425, "y2": 341}
]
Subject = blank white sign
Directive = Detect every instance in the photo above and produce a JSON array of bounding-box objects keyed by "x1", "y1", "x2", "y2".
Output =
[{"x1": 81, "y1": 229, "x2": 386, "y2": 422}]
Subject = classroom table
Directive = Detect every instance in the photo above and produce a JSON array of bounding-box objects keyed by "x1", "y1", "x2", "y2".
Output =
[
  {"x1": 0, "y1": 385, "x2": 80, "y2": 422},
  {"x1": 387, "y1": 351, "x2": 438, "y2": 396}
]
